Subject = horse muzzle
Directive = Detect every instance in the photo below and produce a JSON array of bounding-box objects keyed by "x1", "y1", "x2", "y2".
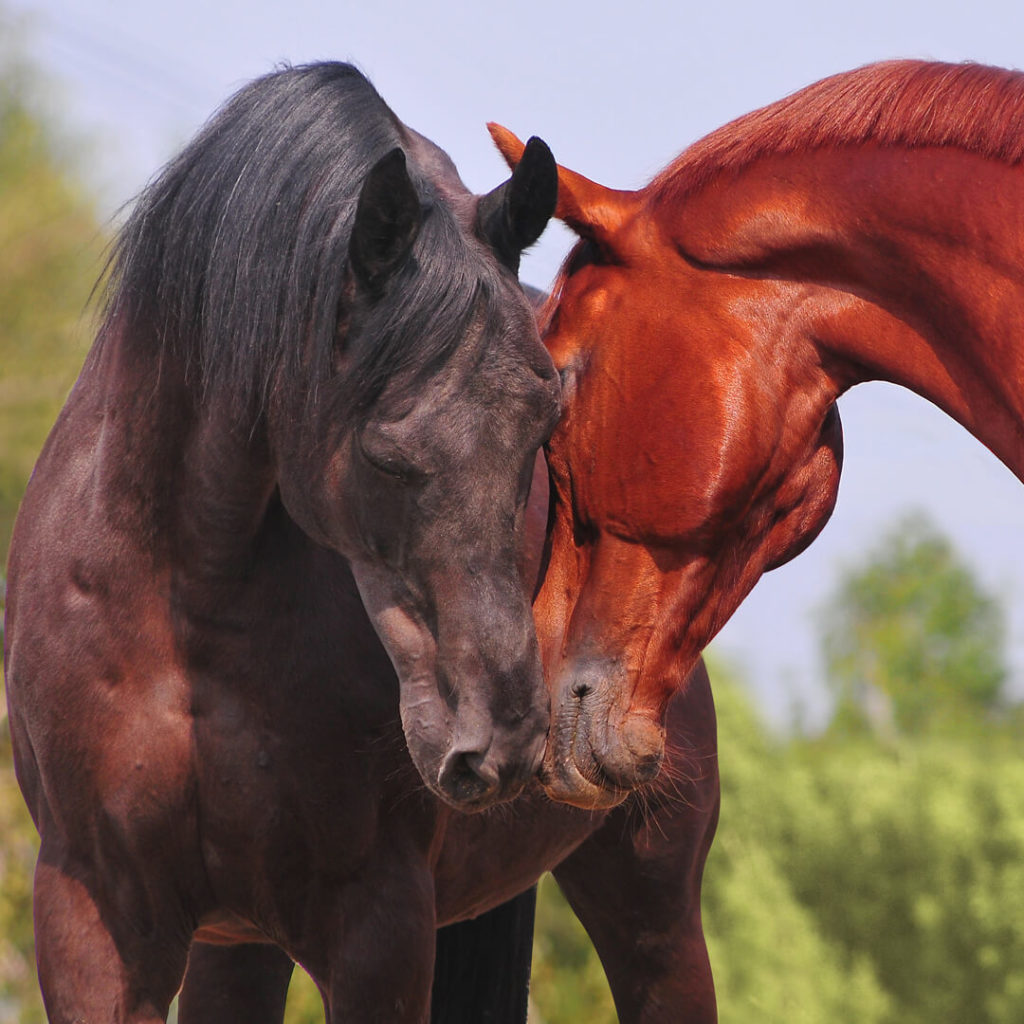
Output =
[
  {"x1": 434, "y1": 711, "x2": 548, "y2": 810},
  {"x1": 540, "y1": 662, "x2": 666, "y2": 808},
  {"x1": 406, "y1": 651, "x2": 549, "y2": 811}
]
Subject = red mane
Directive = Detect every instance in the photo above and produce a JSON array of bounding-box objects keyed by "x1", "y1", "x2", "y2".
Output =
[{"x1": 651, "y1": 60, "x2": 1024, "y2": 203}]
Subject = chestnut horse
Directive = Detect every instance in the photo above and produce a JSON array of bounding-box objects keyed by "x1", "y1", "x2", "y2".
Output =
[
  {"x1": 3, "y1": 62, "x2": 564, "y2": 1022},
  {"x1": 491, "y1": 58, "x2": 1024, "y2": 807}
]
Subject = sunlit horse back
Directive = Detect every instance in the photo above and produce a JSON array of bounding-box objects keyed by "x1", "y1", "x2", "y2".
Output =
[
  {"x1": 3, "y1": 63, "x2": 559, "y2": 1021},
  {"x1": 492, "y1": 60, "x2": 1024, "y2": 808}
]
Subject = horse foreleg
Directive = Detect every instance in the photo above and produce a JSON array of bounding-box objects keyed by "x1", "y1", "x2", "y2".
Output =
[
  {"x1": 178, "y1": 942, "x2": 295, "y2": 1024},
  {"x1": 552, "y1": 794, "x2": 719, "y2": 1024},
  {"x1": 552, "y1": 663, "x2": 721, "y2": 1024},
  {"x1": 313, "y1": 871, "x2": 436, "y2": 1024},
  {"x1": 33, "y1": 851, "x2": 190, "y2": 1024}
]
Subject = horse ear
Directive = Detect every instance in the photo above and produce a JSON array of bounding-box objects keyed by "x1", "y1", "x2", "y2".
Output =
[
  {"x1": 487, "y1": 124, "x2": 636, "y2": 248},
  {"x1": 350, "y1": 148, "x2": 422, "y2": 297},
  {"x1": 477, "y1": 136, "x2": 558, "y2": 272}
]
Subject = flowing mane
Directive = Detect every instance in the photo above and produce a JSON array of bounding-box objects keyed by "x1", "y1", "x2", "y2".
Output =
[
  {"x1": 651, "y1": 60, "x2": 1024, "y2": 204},
  {"x1": 102, "y1": 61, "x2": 485, "y2": 420}
]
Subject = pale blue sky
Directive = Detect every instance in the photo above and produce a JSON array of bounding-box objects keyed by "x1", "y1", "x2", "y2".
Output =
[{"x1": 9, "y1": 0, "x2": 1024, "y2": 726}]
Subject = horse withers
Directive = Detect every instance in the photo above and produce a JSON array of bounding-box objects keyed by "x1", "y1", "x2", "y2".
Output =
[{"x1": 3, "y1": 63, "x2": 558, "y2": 1022}]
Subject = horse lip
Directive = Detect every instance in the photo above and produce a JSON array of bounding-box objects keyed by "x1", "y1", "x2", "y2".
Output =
[
  {"x1": 431, "y1": 767, "x2": 530, "y2": 813},
  {"x1": 542, "y1": 681, "x2": 667, "y2": 807},
  {"x1": 540, "y1": 705, "x2": 631, "y2": 810},
  {"x1": 539, "y1": 750, "x2": 630, "y2": 810},
  {"x1": 462, "y1": 776, "x2": 530, "y2": 813}
]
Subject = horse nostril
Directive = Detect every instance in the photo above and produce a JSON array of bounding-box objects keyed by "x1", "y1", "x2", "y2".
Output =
[{"x1": 437, "y1": 747, "x2": 499, "y2": 806}]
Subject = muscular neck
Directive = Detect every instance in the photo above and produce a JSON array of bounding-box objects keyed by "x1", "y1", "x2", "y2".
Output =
[
  {"x1": 694, "y1": 147, "x2": 1024, "y2": 482},
  {"x1": 87, "y1": 323, "x2": 277, "y2": 588}
]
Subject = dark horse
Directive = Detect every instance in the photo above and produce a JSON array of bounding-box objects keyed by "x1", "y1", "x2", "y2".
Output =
[
  {"x1": 172, "y1": 454, "x2": 720, "y2": 1024},
  {"x1": 3, "y1": 62, "x2": 564, "y2": 1021}
]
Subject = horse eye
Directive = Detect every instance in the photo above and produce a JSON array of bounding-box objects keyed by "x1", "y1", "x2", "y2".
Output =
[
  {"x1": 365, "y1": 452, "x2": 412, "y2": 480},
  {"x1": 360, "y1": 442, "x2": 413, "y2": 481},
  {"x1": 359, "y1": 425, "x2": 421, "y2": 482}
]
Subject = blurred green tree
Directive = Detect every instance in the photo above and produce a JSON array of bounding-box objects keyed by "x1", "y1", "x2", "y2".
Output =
[
  {"x1": 773, "y1": 735, "x2": 1024, "y2": 1024},
  {"x1": 818, "y1": 513, "x2": 1007, "y2": 738},
  {"x1": 283, "y1": 968, "x2": 323, "y2": 1023},
  {"x1": 700, "y1": 664, "x2": 891, "y2": 1024},
  {"x1": 530, "y1": 874, "x2": 617, "y2": 1024},
  {"x1": 0, "y1": 12, "x2": 103, "y2": 565},
  {"x1": 530, "y1": 654, "x2": 1024, "y2": 1024}
]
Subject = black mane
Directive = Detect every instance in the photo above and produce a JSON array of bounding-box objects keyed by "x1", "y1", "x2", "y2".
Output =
[{"x1": 102, "y1": 61, "x2": 488, "y2": 419}]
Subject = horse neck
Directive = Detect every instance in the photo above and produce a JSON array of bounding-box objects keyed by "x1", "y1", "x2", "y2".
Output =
[
  {"x1": 680, "y1": 146, "x2": 1024, "y2": 479},
  {"x1": 86, "y1": 322, "x2": 277, "y2": 582}
]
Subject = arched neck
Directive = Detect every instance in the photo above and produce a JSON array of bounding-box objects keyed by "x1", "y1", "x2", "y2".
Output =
[
  {"x1": 84, "y1": 322, "x2": 278, "y2": 584},
  {"x1": 676, "y1": 145, "x2": 1024, "y2": 482}
]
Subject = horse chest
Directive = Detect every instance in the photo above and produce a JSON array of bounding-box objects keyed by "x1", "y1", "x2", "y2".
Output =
[{"x1": 431, "y1": 790, "x2": 606, "y2": 924}]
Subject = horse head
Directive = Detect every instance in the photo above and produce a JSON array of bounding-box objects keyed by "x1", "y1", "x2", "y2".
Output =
[
  {"x1": 492, "y1": 125, "x2": 842, "y2": 808},
  {"x1": 95, "y1": 65, "x2": 559, "y2": 814},
  {"x1": 270, "y1": 133, "x2": 561, "y2": 811}
]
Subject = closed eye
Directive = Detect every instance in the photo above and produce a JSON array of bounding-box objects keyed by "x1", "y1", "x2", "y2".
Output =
[
  {"x1": 364, "y1": 451, "x2": 414, "y2": 480},
  {"x1": 358, "y1": 426, "x2": 424, "y2": 482}
]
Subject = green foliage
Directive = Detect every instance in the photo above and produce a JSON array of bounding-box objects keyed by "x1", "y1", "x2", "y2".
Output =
[
  {"x1": 283, "y1": 968, "x2": 324, "y2": 1023},
  {"x1": 819, "y1": 513, "x2": 1007, "y2": 737},
  {"x1": 0, "y1": 16, "x2": 103, "y2": 564},
  {"x1": 530, "y1": 875, "x2": 617, "y2": 1024},
  {"x1": 706, "y1": 669, "x2": 1024, "y2": 1023},
  {"x1": 771, "y1": 739, "x2": 1024, "y2": 1024},
  {"x1": 701, "y1": 669, "x2": 893, "y2": 1023}
]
